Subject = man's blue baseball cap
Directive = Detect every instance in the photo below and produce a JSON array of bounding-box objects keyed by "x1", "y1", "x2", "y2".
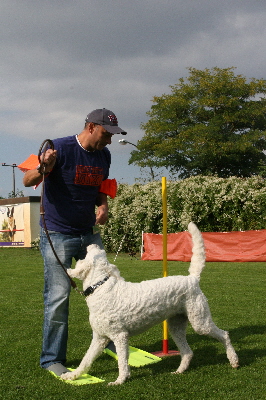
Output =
[{"x1": 85, "y1": 108, "x2": 127, "y2": 135}]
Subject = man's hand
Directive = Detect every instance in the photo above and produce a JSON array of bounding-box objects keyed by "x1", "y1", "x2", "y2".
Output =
[
  {"x1": 95, "y1": 204, "x2": 108, "y2": 225},
  {"x1": 23, "y1": 149, "x2": 57, "y2": 187},
  {"x1": 95, "y1": 192, "x2": 108, "y2": 225},
  {"x1": 39, "y1": 149, "x2": 57, "y2": 173}
]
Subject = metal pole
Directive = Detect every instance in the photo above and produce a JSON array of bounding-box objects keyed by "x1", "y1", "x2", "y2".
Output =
[
  {"x1": 12, "y1": 165, "x2": 16, "y2": 197},
  {"x1": 118, "y1": 139, "x2": 155, "y2": 180},
  {"x1": 2, "y1": 163, "x2": 18, "y2": 197}
]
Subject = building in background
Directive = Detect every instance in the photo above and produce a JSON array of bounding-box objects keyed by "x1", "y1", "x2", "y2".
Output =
[{"x1": 0, "y1": 197, "x2": 40, "y2": 247}]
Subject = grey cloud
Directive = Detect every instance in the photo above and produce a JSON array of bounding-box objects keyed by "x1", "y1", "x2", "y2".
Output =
[
  {"x1": 1, "y1": 0, "x2": 266, "y2": 195},
  {"x1": 2, "y1": 0, "x2": 265, "y2": 63}
]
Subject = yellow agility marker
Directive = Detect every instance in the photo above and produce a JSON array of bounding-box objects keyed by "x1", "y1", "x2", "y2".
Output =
[
  {"x1": 104, "y1": 346, "x2": 161, "y2": 367},
  {"x1": 49, "y1": 368, "x2": 104, "y2": 385}
]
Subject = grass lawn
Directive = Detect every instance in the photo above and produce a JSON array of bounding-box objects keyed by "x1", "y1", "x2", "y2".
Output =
[{"x1": 0, "y1": 247, "x2": 265, "y2": 400}]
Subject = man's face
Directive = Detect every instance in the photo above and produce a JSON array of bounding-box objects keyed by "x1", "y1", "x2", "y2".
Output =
[{"x1": 90, "y1": 124, "x2": 113, "y2": 150}]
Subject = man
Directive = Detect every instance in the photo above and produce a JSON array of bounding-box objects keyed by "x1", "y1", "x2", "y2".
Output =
[{"x1": 23, "y1": 108, "x2": 127, "y2": 376}]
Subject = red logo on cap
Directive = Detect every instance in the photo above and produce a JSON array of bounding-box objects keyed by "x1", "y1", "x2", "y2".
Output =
[{"x1": 108, "y1": 114, "x2": 117, "y2": 124}]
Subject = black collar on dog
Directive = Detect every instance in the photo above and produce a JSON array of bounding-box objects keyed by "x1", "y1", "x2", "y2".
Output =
[{"x1": 83, "y1": 276, "x2": 109, "y2": 297}]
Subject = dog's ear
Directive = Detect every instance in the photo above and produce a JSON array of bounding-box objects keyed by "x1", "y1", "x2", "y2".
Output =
[{"x1": 105, "y1": 261, "x2": 124, "y2": 281}]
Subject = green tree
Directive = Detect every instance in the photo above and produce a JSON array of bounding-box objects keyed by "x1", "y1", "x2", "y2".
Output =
[
  {"x1": 129, "y1": 67, "x2": 266, "y2": 178},
  {"x1": 8, "y1": 189, "x2": 24, "y2": 198}
]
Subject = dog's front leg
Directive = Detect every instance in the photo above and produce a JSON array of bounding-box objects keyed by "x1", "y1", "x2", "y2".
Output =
[
  {"x1": 61, "y1": 334, "x2": 108, "y2": 381},
  {"x1": 108, "y1": 333, "x2": 131, "y2": 385}
]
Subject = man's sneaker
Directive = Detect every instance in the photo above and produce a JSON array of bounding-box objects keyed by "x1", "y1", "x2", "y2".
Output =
[{"x1": 46, "y1": 363, "x2": 70, "y2": 376}]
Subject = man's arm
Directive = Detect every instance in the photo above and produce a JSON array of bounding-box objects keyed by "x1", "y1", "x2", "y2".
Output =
[
  {"x1": 23, "y1": 149, "x2": 57, "y2": 187},
  {"x1": 23, "y1": 168, "x2": 45, "y2": 187}
]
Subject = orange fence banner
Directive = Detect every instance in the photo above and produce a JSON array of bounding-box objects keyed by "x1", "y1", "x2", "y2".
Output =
[{"x1": 142, "y1": 230, "x2": 266, "y2": 262}]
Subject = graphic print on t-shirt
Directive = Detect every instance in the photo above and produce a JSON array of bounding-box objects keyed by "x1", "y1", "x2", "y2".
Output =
[{"x1": 74, "y1": 165, "x2": 104, "y2": 186}]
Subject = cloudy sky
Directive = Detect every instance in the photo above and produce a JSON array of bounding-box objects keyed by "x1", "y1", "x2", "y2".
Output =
[{"x1": 1, "y1": 0, "x2": 266, "y2": 197}]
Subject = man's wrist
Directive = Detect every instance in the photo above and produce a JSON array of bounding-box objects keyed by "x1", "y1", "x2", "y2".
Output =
[{"x1": 37, "y1": 164, "x2": 51, "y2": 176}]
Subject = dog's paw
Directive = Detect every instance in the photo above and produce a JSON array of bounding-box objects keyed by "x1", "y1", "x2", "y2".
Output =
[
  {"x1": 231, "y1": 361, "x2": 239, "y2": 369},
  {"x1": 108, "y1": 374, "x2": 130, "y2": 385},
  {"x1": 61, "y1": 371, "x2": 77, "y2": 381},
  {"x1": 108, "y1": 380, "x2": 123, "y2": 386},
  {"x1": 171, "y1": 370, "x2": 182, "y2": 375}
]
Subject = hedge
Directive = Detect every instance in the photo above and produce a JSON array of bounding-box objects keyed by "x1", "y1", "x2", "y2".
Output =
[{"x1": 100, "y1": 175, "x2": 266, "y2": 253}]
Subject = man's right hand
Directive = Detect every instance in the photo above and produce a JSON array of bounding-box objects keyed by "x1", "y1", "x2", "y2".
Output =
[{"x1": 23, "y1": 149, "x2": 57, "y2": 187}]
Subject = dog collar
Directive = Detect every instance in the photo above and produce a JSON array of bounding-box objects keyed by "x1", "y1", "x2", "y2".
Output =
[{"x1": 83, "y1": 276, "x2": 109, "y2": 297}]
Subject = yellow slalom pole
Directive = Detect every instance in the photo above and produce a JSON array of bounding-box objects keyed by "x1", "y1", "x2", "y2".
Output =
[
  {"x1": 152, "y1": 177, "x2": 180, "y2": 357},
  {"x1": 162, "y1": 177, "x2": 168, "y2": 276},
  {"x1": 162, "y1": 177, "x2": 168, "y2": 354}
]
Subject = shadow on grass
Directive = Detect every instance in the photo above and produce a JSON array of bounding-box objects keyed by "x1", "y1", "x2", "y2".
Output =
[
  {"x1": 66, "y1": 324, "x2": 266, "y2": 379},
  {"x1": 229, "y1": 324, "x2": 266, "y2": 340}
]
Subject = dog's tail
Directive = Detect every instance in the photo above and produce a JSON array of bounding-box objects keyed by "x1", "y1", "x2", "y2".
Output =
[{"x1": 188, "y1": 222, "x2": 205, "y2": 280}]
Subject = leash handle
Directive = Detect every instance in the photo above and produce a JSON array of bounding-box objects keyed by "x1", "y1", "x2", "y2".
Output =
[
  {"x1": 38, "y1": 139, "x2": 55, "y2": 168},
  {"x1": 38, "y1": 139, "x2": 81, "y2": 293}
]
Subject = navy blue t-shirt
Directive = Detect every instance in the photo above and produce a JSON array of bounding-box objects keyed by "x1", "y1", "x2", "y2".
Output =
[{"x1": 40, "y1": 135, "x2": 110, "y2": 234}]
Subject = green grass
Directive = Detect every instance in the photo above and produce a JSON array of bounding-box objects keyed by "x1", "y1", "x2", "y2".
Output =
[{"x1": 0, "y1": 248, "x2": 265, "y2": 400}]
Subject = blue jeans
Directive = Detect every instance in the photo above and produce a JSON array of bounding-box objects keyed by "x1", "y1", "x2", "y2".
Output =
[{"x1": 39, "y1": 227, "x2": 103, "y2": 369}]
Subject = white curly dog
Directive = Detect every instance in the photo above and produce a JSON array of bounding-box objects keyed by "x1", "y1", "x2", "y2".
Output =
[{"x1": 61, "y1": 222, "x2": 239, "y2": 385}]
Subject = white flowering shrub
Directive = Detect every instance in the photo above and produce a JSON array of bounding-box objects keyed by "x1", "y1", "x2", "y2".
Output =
[
  {"x1": 100, "y1": 176, "x2": 266, "y2": 252},
  {"x1": 31, "y1": 236, "x2": 40, "y2": 250}
]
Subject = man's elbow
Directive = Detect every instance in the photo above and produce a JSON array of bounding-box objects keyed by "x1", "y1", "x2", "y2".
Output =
[
  {"x1": 23, "y1": 173, "x2": 34, "y2": 187},
  {"x1": 23, "y1": 178, "x2": 31, "y2": 187}
]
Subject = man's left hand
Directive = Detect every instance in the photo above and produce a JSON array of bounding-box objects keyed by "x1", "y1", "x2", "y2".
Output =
[{"x1": 96, "y1": 205, "x2": 108, "y2": 225}]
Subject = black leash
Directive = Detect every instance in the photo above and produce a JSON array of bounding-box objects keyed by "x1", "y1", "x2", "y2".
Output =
[{"x1": 38, "y1": 139, "x2": 83, "y2": 295}]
